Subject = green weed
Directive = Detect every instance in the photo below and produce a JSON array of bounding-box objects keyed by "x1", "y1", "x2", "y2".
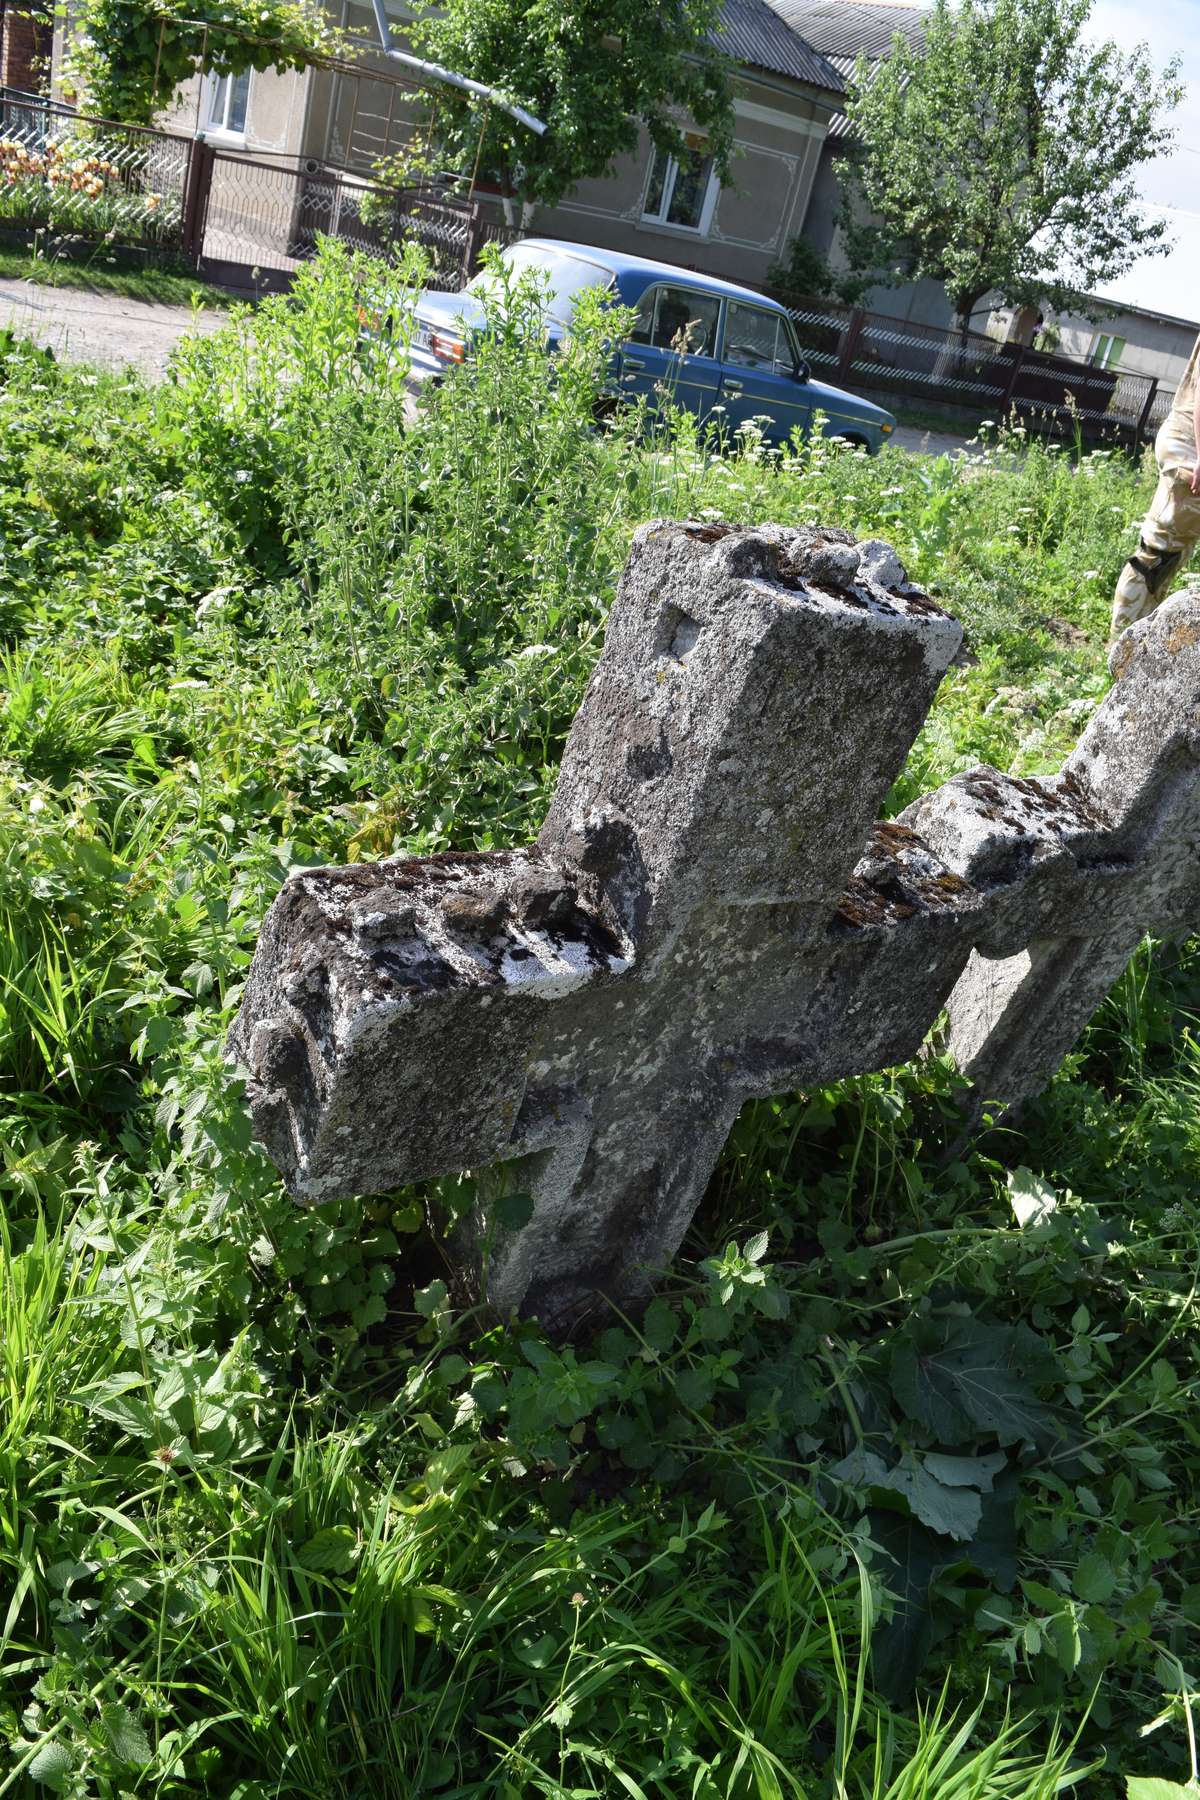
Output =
[{"x1": 0, "y1": 239, "x2": 1194, "y2": 1798}]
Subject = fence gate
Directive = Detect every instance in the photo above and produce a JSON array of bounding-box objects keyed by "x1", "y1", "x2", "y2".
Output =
[{"x1": 198, "y1": 150, "x2": 480, "y2": 290}]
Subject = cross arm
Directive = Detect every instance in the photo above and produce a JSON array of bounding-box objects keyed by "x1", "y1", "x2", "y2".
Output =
[{"x1": 227, "y1": 849, "x2": 628, "y2": 1202}]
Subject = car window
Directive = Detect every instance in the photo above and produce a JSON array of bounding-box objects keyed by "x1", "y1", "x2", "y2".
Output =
[
  {"x1": 725, "y1": 301, "x2": 789, "y2": 371},
  {"x1": 630, "y1": 285, "x2": 721, "y2": 358},
  {"x1": 466, "y1": 245, "x2": 615, "y2": 326}
]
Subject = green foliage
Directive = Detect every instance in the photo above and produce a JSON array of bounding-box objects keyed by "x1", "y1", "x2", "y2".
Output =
[
  {"x1": 406, "y1": 0, "x2": 735, "y2": 210},
  {"x1": 0, "y1": 324, "x2": 54, "y2": 379},
  {"x1": 65, "y1": 0, "x2": 340, "y2": 126},
  {"x1": 841, "y1": 0, "x2": 1184, "y2": 326},
  {"x1": 0, "y1": 240, "x2": 1197, "y2": 1797},
  {"x1": 0, "y1": 240, "x2": 232, "y2": 306},
  {"x1": 769, "y1": 233, "x2": 867, "y2": 306}
]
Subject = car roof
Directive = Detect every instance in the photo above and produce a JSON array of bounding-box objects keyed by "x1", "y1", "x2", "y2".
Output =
[{"x1": 510, "y1": 238, "x2": 788, "y2": 313}]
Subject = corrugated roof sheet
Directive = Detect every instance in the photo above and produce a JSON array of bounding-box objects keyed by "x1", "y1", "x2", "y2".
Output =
[
  {"x1": 713, "y1": 0, "x2": 844, "y2": 95},
  {"x1": 764, "y1": 0, "x2": 927, "y2": 61},
  {"x1": 761, "y1": 0, "x2": 926, "y2": 136}
]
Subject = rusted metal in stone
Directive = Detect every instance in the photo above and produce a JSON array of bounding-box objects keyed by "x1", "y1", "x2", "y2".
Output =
[{"x1": 228, "y1": 525, "x2": 1200, "y2": 1325}]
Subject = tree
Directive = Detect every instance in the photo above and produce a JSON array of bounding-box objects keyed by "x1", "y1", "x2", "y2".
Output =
[
  {"x1": 66, "y1": 0, "x2": 338, "y2": 126},
  {"x1": 839, "y1": 0, "x2": 1183, "y2": 338},
  {"x1": 767, "y1": 234, "x2": 867, "y2": 306},
  {"x1": 405, "y1": 0, "x2": 735, "y2": 224}
]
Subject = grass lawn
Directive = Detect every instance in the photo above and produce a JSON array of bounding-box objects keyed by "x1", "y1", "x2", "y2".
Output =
[
  {"x1": 0, "y1": 241, "x2": 240, "y2": 308},
  {"x1": 1, "y1": 245, "x2": 1197, "y2": 1800}
]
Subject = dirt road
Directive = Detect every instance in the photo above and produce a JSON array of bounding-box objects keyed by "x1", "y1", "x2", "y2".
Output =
[{"x1": 0, "y1": 275, "x2": 226, "y2": 378}]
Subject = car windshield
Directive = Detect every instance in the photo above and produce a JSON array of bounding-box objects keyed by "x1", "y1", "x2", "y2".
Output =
[{"x1": 466, "y1": 245, "x2": 615, "y2": 327}]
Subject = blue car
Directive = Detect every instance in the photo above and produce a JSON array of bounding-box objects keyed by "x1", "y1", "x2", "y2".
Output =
[{"x1": 402, "y1": 238, "x2": 895, "y2": 454}]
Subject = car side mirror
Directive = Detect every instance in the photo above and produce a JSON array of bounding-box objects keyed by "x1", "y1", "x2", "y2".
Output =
[{"x1": 794, "y1": 358, "x2": 811, "y2": 384}]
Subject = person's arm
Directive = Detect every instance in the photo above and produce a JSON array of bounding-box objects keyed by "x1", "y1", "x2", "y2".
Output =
[{"x1": 1192, "y1": 388, "x2": 1200, "y2": 493}]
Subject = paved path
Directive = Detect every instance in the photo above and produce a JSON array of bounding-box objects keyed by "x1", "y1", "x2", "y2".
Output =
[{"x1": 0, "y1": 276, "x2": 226, "y2": 378}]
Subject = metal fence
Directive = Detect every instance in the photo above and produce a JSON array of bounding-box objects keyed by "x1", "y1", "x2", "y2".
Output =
[
  {"x1": 0, "y1": 85, "x2": 490, "y2": 286},
  {"x1": 201, "y1": 150, "x2": 480, "y2": 288},
  {"x1": 770, "y1": 288, "x2": 1162, "y2": 446},
  {"x1": 0, "y1": 85, "x2": 195, "y2": 254}
]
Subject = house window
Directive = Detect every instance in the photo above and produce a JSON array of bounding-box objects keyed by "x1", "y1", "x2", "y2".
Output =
[
  {"x1": 642, "y1": 140, "x2": 719, "y2": 234},
  {"x1": 1090, "y1": 333, "x2": 1125, "y2": 370},
  {"x1": 205, "y1": 70, "x2": 251, "y2": 138}
]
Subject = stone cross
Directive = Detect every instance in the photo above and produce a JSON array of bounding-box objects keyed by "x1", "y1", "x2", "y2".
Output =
[
  {"x1": 905, "y1": 601, "x2": 1200, "y2": 1108},
  {"x1": 228, "y1": 524, "x2": 1200, "y2": 1326}
]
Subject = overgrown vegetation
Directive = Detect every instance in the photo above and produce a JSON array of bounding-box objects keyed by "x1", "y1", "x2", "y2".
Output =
[
  {"x1": 1, "y1": 242, "x2": 1198, "y2": 1799},
  {"x1": 63, "y1": 0, "x2": 339, "y2": 125}
]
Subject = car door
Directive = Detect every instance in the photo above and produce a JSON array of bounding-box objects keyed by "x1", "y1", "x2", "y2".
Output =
[
  {"x1": 718, "y1": 301, "x2": 813, "y2": 449},
  {"x1": 617, "y1": 283, "x2": 724, "y2": 425}
]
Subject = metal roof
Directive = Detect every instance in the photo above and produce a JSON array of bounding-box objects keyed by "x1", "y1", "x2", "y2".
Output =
[
  {"x1": 764, "y1": 0, "x2": 927, "y2": 61},
  {"x1": 714, "y1": 0, "x2": 844, "y2": 96},
  {"x1": 761, "y1": 0, "x2": 926, "y2": 135}
]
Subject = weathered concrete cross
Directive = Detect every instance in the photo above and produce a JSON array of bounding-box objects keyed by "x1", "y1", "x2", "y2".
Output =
[
  {"x1": 905, "y1": 599, "x2": 1200, "y2": 1109},
  {"x1": 229, "y1": 523, "x2": 1200, "y2": 1324}
]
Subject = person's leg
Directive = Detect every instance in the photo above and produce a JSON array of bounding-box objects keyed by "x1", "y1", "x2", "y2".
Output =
[{"x1": 1112, "y1": 441, "x2": 1200, "y2": 638}]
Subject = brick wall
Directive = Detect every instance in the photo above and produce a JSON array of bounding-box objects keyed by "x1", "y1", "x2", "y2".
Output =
[{"x1": 0, "y1": 2, "x2": 52, "y2": 93}]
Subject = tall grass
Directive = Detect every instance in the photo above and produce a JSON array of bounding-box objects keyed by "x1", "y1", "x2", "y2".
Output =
[{"x1": 0, "y1": 242, "x2": 1195, "y2": 1797}]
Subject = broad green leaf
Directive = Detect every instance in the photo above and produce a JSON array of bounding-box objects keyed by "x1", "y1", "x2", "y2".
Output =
[
  {"x1": 642, "y1": 1298, "x2": 678, "y2": 1353},
  {"x1": 297, "y1": 1526, "x2": 358, "y2": 1574},
  {"x1": 923, "y1": 1450, "x2": 1007, "y2": 1490},
  {"x1": 866, "y1": 1510, "x2": 948, "y2": 1700},
  {"x1": 1007, "y1": 1165, "x2": 1058, "y2": 1227},
  {"x1": 516, "y1": 1631, "x2": 558, "y2": 1668},
  {"x1": 391, "y1": 1198, "x2": 424, "y2": 1233},
  {"x1": 352, "y1": 1293, "x2": 387, "y2": 1331},
  {"x1": 1073, "y1": 1551, "x2": 1118, "y2": 1605},
  {"x1": 889, "y1": 1315, "x2": 1057, "y2": 1449},
  {"x1": 413, "y1": 1280, "x2": 448, "y2": 1318},
  {"x1": 493, "y1": 1189, "x2": 534, "y2": 1232},
  {"x1": 423, "y1": 1444, "x2": 474, "y2": 1494},
  {"x1": 101, "y1": 1705, "x2": 151, "y2": 1765},
  {"x1": 900, "y1": 1464, "x2": 981, "y2": 1541},
  {"x1": 1126, "y1": 1781, "x2": 1200, "y2": 1799},
  {"x1": 28, "y1": 1741, "x2": 73, "y2": 1788},
  {"x1": 833, "y1": 1449, "x2": 982, "y2": 1541}
]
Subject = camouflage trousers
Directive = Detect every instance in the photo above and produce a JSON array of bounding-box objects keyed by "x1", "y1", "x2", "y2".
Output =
[{"x1": 1112, "y1": 422, "x2": 1200, "y2": 638}]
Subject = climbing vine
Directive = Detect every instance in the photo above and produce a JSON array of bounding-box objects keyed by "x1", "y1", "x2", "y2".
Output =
[{"x1": 64, "y1": 0, "x2": 341, "y2": 126}]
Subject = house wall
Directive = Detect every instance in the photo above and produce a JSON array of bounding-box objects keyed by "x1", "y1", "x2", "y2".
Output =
[
  {"x1": 986, "y1": 301, "x2": 1196, "y2": 389},
  {"x1": 310, "y1": 1, "x2": 425, "y2": 169},
  {"x1": 1051, "y1": 308, "x2": 1195, "y2": 390},
  {"x1": 1, "y1": 0, "x2": 51, "y2": 93},
  {"x1": 460, "y1": 73, "x2": 837, "y2": 289},
  {"x1": 152, "y1": 65, "x2": 309, "y2": 158}
]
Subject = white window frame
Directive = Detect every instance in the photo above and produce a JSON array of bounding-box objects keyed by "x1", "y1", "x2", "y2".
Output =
[
  {"x1": 202, "y1": 69, "x2": 252, "y2": 143},
  {"x1": 640, "y1": 144, "x2": 720, "y2": 237}
]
